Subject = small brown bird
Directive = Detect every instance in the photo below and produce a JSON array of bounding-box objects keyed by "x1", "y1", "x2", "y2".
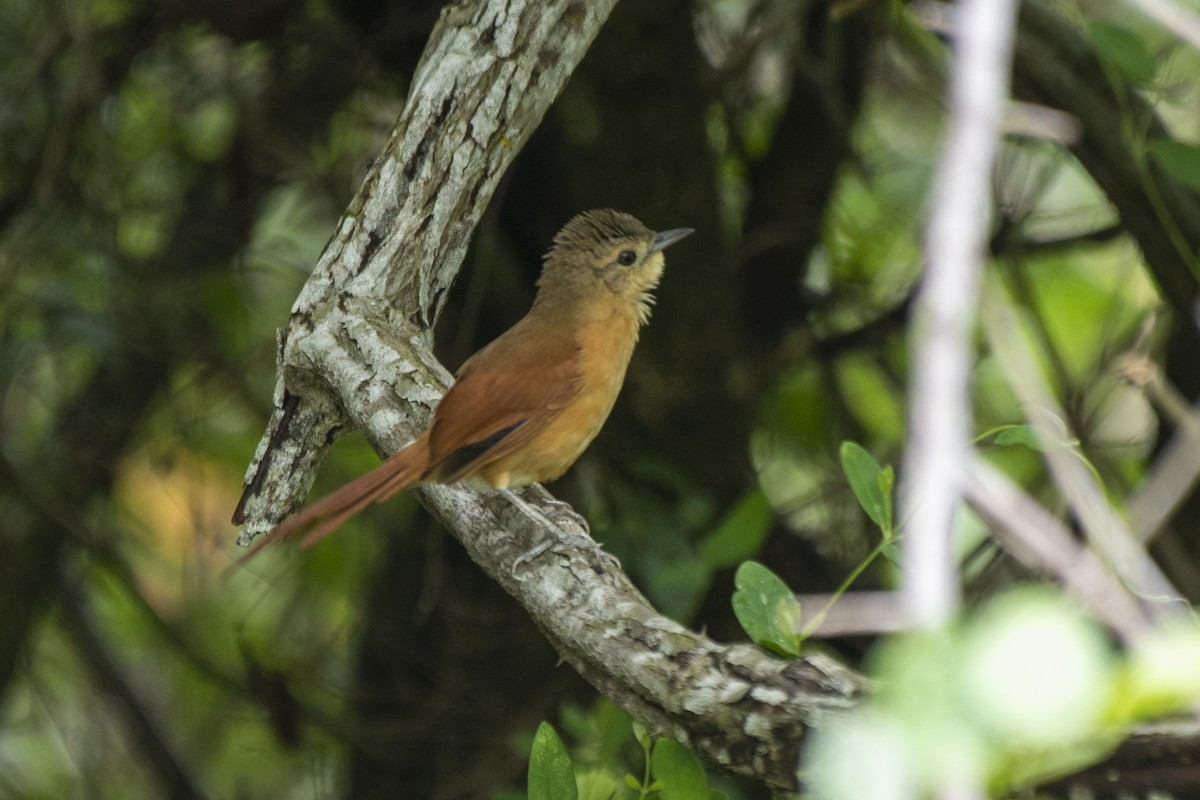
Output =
[{"x1": 240, "y1": 209, "x2": 692, "y2": 555}]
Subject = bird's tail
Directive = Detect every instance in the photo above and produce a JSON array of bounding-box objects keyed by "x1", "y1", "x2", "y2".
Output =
[{"x1": 234, "y1": 432, "x2": 431, "y2": 566}]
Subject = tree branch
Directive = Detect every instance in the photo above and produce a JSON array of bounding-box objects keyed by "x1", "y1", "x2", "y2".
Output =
[
  {"x1": 1013, "y1": 0, "x2": 1200, "y2": 329},
  {"x1": 964, "y1": 457, "x2": 1151, "y2": 643},
  {"x1": 419, "y1": 484, "x2": 867, "y2": 790},
  {"x1": 981, "y1": 276, "x2": 1186, "y2": 618},
  {"x1": 1042, "y1": 720, "x2": 1200, "y2": 794},
  {"x1": 901, "y1": 0, "x2": 1018, "y2": 629}
]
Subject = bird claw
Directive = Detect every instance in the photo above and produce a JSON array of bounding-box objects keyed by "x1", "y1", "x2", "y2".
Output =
[
  {"x1": 511, "y1": 539, "x2": 555, "y2": 576},
  {"x1": 543, "y1": 498, "x2": 591, "y2": 533},
  {"x1": 510, "y1": 532, "x2": 620, "y2": 579},
  {"x1": 499, "y1": 489, "x2": 619, "y2": 578}
]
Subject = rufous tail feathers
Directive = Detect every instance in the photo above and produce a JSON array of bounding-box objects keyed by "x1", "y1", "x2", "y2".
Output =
[{"x1": 236, "y1": 433, "x2": 431, "y2": 565}]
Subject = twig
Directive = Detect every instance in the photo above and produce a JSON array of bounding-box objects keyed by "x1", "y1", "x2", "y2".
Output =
[
  {"x1": 1123, "y1": 0, "x2": 1200, "y2": 51},
  {"x1": 981, "y1": 276, "x2": 1185, "y2": 618},
  {"x1": 1119, "y1": 356, "x2": 1200, "y2": 543},
  {"x1": 964, "y1": 456, "x2": 1151, "y2": 644},
  {"x1": 901, "y1": 0, "x2": 1019, "y2": 629},
  {"x1": 795, "y1": 591, "x2": 908, "y2": 637},
  {"x1": 990, "y1": 223, "x2": 1124, "y2": 258}
]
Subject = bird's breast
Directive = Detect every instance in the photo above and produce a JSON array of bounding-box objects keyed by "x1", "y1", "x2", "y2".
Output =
[{"x1": 499, "y1": 312, "x2": 639, "y2": 485}]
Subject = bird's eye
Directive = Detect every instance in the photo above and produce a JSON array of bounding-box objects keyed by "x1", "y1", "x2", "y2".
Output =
[{"x1": 617, "y1": 250, "x2": 637, "y2": 266}]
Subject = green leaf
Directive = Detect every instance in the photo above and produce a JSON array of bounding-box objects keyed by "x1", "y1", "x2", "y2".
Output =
[
  {"x1": 1120, "y1": 621, "x2": 1200, "y2": 719},
  {"x1": 699, "y1": 489, "x2": 773, "y2": 569},
  {"x1": 528, "y1": 722, "x2": 578, "y2": 800},
  {"x1": 877, "y1": 466, "x2": 895, "y2": 520},
  {"x1": 1148, "y1": 139, "x2": 1200, "y2": 194},
  {"x1": 576, "y1": 770, "x2": 621, "y2": 800},
  {"x1": 632, "y1": 719, "x2": 652, "y2": 751},
  {"x1": 651, "y1": 739, "x2": 709, "y2": 800},
  {"x1": 840, "y1": 441, "x2": 893, "y2": 533},
  {"x1": 1087, "y1": 22, "x2": 1157, "y2": 84},
  {"x1": 993, "y1": 424, "x2": 1044, "y2": 451},
  {"x1": 731, "y1": 561, "x2": 802, "y2": 658}
]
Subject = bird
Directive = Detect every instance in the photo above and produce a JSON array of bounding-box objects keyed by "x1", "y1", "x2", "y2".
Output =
[{"x1": 236, "y1": 209, "x2": 693, "y2": 558}]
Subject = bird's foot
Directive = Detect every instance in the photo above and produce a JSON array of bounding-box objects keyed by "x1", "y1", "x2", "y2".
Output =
[
  {"x1": 511, "y1": 536, "x2": 620, "y2": 578},
  {"x1": 544, "y1": 498, "x2": 591, "y2": 534},
  {"x1": 499, "y1": 489, "x2": 618, "y2": 577}
]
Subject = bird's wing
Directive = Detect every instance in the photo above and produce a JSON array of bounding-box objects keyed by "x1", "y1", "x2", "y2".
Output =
[{"x1": 426, "y1": 318, "x2": 582, "y2": 484}]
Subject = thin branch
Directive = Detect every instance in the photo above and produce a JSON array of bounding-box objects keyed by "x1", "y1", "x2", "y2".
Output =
[
  {"x1": 1013, "y1": 1, "x2": 1200, "y2": 327},
  {"x1": 1123, "y1": 0, "x2": 1200, "y2": 51},
  {"x1": 901, "y1": 0, "x2": 1019, "y2": 629},
  {"x1": 1120, "y1": 356, "x2": 1200, "y2": 543},
  {"x1": 990, "y1": 223, "x2": 1124, "y2": 258},
  {"x1": 964, "y1": 457, "x2": 1151, "y2": 643},
  {"x1": 1042, "y1": 720, "x2": 1200, "y2": 793},
  {"x1": 795, "y1": 591, "x2": 908, "y2": 637},
  {"x1": 981, "y1": 275, "x2": 1186, "y2": 618}
]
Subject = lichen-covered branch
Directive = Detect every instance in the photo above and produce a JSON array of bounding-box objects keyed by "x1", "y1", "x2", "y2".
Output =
[{"x1": 420, "y1": 478, "x2": 866, "y2": 790}]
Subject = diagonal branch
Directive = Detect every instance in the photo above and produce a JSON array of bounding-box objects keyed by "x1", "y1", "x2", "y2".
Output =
[
  {"x1": 901, "y1": 0, "x2": 1019, "y2": 629},
  {"x1": 964, "y1": 456, "x2": 1151, "y2": 643},
  {"x1": 981, "y1": 276, "x2": 1185, "y2": 618}
]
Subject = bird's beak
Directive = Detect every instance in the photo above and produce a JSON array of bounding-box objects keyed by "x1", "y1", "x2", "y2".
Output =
[{"x1": 650, "y1": 227, "x2": 695, "y2": 253}]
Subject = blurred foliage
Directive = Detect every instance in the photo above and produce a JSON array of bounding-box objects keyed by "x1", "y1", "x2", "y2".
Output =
[
  {"x1": 804, "y1": 587, "x2": 1200, "y2": 798},
  {"x1": 2, "y1": 0, "x2": 1200, "y2": 797},
  {"x1": 522, "y1": 713, "x2": 729, "y2": 800}
]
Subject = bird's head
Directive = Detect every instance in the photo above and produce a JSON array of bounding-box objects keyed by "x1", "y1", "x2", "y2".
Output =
[{"x1": 538, "y1": 209, "x2": 693, "y2": 324}]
